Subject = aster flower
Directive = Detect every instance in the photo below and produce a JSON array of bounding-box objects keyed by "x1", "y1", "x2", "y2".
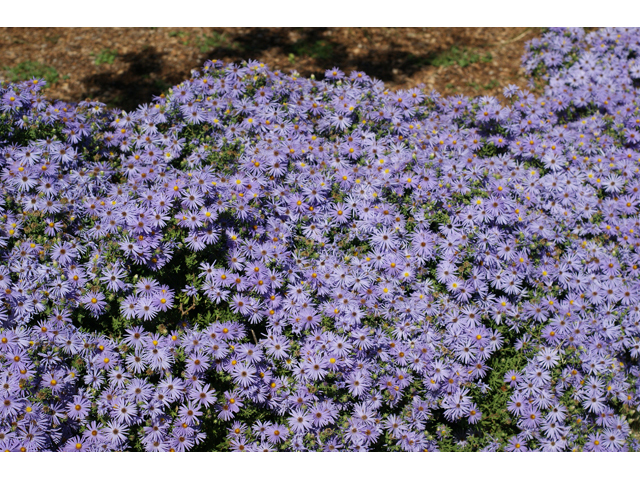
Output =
[
  {"x1": 189, "y1": 384, "x2": 217, "y2": 407},
  {"x1": 82, "y1": 421, "x2": 107, "y2": 444},
  {"x1": 218, "y1": 391, "x2": 243, "y2": 421},
  {"x1": 66, "y1": 394, "x2": 92, "y2": 421},
  {"x1": 136, "y1": 296, "x2": 159, "y2": 322},
  {"x1": 81, "y1": 291, "x2": 107, "y2": 317},
  {"x1": 125, "y1": 378, "x2": 153, "y2": 403},
  {"x1": 505, "y1": 435, "x2": 529, "y2": 452},
  {"x1": 288, "y1": 407, "x2": 313, "y2": 434},
  {"x1": 0, "y1": 395, "x2": 23, "y2": 419},
  {"x1": 2, "y1": 28, "x2": 640, "y2": 452},
  {"x1": 44, "y1": 218, "x2": 63, "y2": 236},
  {"x1": 104, "y1": 421, "x2": 129, "y2": 447},
  {"x1": 265, "y1": 424, "x2": 289, "y2": 444},
  {"x1": 50, "y1": 241, "x2": 76, "y2": 265},
  {"x1": 178, "y1": 401, "x2": 203, "y2": 426},
  {"x1": 100, "y1": 264, "x2": 127, "y2": 292},
  {"x1": 152, "y1": 285, "x2": 175, "y2": 311}
]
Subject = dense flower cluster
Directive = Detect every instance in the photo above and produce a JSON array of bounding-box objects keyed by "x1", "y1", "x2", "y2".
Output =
[{"x1": 1, "y1": 27, "x2": 640, "y2": 451}]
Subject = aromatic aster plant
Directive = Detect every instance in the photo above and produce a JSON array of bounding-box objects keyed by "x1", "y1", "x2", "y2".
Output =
[{"x1": 1, "y1": 27, "x2": 640, "y2": 452}]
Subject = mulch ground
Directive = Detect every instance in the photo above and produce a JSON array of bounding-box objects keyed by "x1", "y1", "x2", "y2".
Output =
[{"x1": 0, "y1": 27, "x2": 541, "y2": 111}]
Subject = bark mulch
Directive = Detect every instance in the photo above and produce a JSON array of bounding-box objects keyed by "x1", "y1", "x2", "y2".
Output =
[{"x1": 0, "y1": 27, "x2": 542, "y2": 112}]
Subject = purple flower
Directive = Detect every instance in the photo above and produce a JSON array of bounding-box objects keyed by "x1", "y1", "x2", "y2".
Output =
[
  {"x1": 265, "y1": 424, "x2": 289, "y2": 444},
  {"x1": 66, "y1": 394, "x2": 91, "y2": 420}
]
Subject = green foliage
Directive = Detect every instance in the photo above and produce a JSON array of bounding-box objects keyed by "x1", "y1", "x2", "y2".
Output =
[
  {"x1": 290, "y1": 39, "x2": 334, "y2": 61},
  {"x1": 468, "y1": 79, "x2": 500, "y2": 92},
  {"x1": 430, "y1": 46, "x2": 493, "y2": 68},
  {"x1": 3, "y1": 61, "x2": 59, "y2": 86},
  {"x1": 473, "y1": 335, "x2": 527, "y2": 441},
  {"x1": 168, "y1": 30, "x2": 188, "y2": 39},
  {"x1": 475, "y1": 139, "x2": 506, "y2": 158},
  {"x1": 168, "y1": 30, "x2": 190, "y2": 46},
  {"x1": 94, "y1": 49, "x2": 119, "y2": 66},
  {"x1": 0, "y1": 110, "x2": 65, "y2": 147},
  {"x1": 196, "y1": 32, "x2": 240, "y2": 53},
  {"x1": 433, "y1": 318, "x2": 534, "y2": 452}
]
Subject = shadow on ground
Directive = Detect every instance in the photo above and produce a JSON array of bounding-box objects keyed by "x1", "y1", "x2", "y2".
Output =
[{"x1": 82, "y1": 28, "x2": 455, "y2": 110}]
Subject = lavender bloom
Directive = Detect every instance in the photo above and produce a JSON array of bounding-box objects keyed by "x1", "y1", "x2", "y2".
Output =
[{"x1": 2, "y1": 28, "x2": 640, "y2": 451}]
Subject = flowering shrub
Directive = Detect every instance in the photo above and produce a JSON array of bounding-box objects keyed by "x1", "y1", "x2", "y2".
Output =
[{"x1": 1, "y1": 27, "x2": 640, "y2": 452}]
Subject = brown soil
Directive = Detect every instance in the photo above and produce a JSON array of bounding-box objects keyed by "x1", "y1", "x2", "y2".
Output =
[{"x1": 0, "y1": 27, "x2": 541, "y2": 112}]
